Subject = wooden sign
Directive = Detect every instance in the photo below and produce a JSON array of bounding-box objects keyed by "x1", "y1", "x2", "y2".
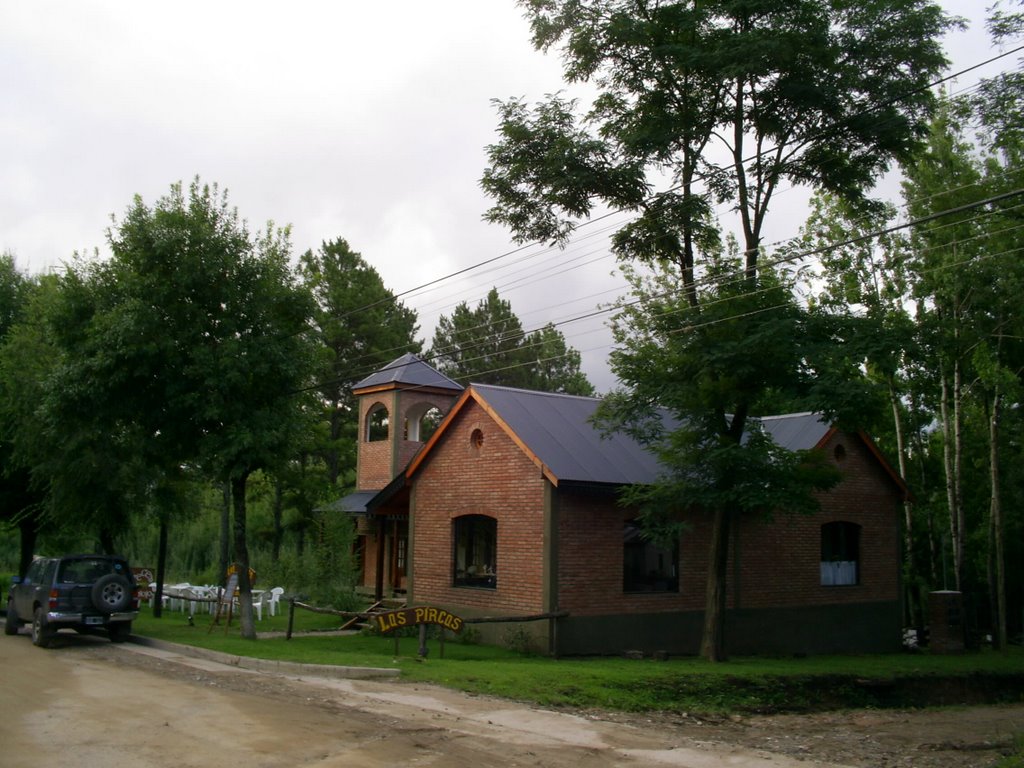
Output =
[
  {"x1": 132, "y1": 567, "x2": 154, "y2": 600},
  {"x1": 375, "y1": 606, "x2": 464, "y2": 634}
]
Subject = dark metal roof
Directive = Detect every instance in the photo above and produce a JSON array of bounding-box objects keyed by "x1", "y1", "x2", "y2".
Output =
[
  {"x1": 352, "y1": 352, "x2": 464, "y2": 392},
  {"x1": 470, "y1": 385, "x2": 832, "y2": 487},
  {"x1": 470, "y1": 384, "x2": 665, "y2": 485},
  {"x1": 758, "y1": 412, "x2": 832, "y2": 451},
  {"x1": 317, "y1": 490, "x2": 378, "y2": 515}
]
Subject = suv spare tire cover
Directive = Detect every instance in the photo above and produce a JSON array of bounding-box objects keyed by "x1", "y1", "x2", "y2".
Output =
[{"x1": 91, "y1": 573, "x2": 131, "y2": 614}]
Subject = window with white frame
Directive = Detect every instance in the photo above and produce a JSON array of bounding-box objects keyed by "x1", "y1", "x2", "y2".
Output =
[{"x1": 820, "y1": 521, "x2": 860, "y2": 586}]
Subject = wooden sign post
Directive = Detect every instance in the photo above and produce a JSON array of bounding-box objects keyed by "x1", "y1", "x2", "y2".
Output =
[
  {"x1": 374, "y1": 606, "x2": 464, "y2": 659},
  {"x1": 208, "y1": 571, "x2": 240, "y2": 633}
]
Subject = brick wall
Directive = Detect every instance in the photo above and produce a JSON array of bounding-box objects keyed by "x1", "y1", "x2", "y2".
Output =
[
  {"x1": 733, "y1": 429, "x2": 901, "y2": 609},
  {"x1": 557, "y1": 429, "x2": 901, "y2": 618},
  {"x1": 395, "y1": 390, "x2": 460, "y2": 470},
  {"x1": 410, "y1": 400, "x2": 548, "y2": 615},
  {"x1": 357, "y1": 389, "x2": 459, "y2": 490},
  {"x1": 357, "y1": 393, "x2": 397, "y2": 490}
]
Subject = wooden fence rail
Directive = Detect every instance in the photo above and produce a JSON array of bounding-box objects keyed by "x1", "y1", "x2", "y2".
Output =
[{"x1": 284, "y1": 598, "x2": 569, "y2": 656}]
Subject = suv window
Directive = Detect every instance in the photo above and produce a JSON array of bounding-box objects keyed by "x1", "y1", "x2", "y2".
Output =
[
  {"x1": 25, "y1": 559, "x2": 47, "y2": 584},
  {"x1": 59, "y1": 558, "x2": 121, "y2": 584}
]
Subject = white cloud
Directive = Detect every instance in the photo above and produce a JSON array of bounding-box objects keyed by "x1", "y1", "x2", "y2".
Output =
[{"x1": 0, "y1": 0, "x2": 999, "y2": 390}]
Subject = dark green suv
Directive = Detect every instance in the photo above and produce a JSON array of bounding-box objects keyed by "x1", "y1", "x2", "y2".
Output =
[{"x1": 5, "y1": 555, "x2": 139, "y2": 647}]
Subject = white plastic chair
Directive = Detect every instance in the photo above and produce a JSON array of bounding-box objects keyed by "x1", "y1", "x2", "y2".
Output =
[
  {"x1": 268, "y1": 587, "x2": 285, "y2": 617},
  {"x1": 165, "y1": 583, "x2": 191, "y2": 612},
  {"x1": 178, "y1": 586, "x2": 202, "y2": 616},
  {"x1": 235, "y1": 590, "x2": 266, "y2": 621}
]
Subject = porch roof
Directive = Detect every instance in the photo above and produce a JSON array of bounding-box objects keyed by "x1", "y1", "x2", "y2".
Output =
[{"x1": 318, "y1": 490, "x2": 378, "y2": 515}]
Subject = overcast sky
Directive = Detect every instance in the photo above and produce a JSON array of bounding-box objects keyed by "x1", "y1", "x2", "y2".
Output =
[{"x1": 1, "y1": 1, "x2": 1007, "y2": 392}]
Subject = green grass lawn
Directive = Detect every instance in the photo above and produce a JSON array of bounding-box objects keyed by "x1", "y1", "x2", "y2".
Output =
[{"x1": 133, "y1": 604, "x2": 1024, "y2": 715}]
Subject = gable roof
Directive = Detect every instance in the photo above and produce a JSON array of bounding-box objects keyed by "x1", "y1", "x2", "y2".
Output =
[
  {"x1": 458, "y1": 384, "x2": 665, "y2": 485},
  {"x1": 759, "y1": 412, "x2": 833, "y2": 451},
  {"x1": 406, "y1": 385, "x2": 847, "y2": 488},
  {"x1": 352, "y1": 352, "x2": 463, "y2": 393}
]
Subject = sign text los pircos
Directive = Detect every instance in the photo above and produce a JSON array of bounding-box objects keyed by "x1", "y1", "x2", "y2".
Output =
[{"x1": 375, "y1": 606, "x2": 464, "y2": 634}]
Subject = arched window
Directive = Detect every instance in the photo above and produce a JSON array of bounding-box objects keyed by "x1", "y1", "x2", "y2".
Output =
[
  {"x1": 365, "y1": 404, "x2": 389, "y2": 442},
  {"x1": 419, "y1": 406, "x2": 444, "y2": 442},
  {"x1": 453, "y1": 515, "x2": 497, "y2": 589},
  {"x1": 404, "y1": 404, "x2": 444, "y2": 442},
  {"x1": 820, "y1": 521, "x2": 860, "y2": 586}
]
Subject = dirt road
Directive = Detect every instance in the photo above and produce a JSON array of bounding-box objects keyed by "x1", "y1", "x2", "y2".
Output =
[{"x1": 1, "y1": 628, "x2": 1021, "y2": 768}]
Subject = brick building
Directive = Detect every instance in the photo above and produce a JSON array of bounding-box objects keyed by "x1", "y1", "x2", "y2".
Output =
[{"x1": 338, "y1": 353, "x2": 908, "y2": 656}]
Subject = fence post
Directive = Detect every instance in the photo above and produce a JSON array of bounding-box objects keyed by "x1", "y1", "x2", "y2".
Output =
[
  {"x1": 286, "y1": 597, "x2": 295, "y2": 640},
  {"x1": 418, "y1": 623, "x2": 428, "y2": 658}
]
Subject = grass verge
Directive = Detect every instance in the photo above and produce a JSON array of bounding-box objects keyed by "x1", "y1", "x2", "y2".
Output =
[{"x1": 133, "y1": 606, "x2": 1024, "y2": 715}]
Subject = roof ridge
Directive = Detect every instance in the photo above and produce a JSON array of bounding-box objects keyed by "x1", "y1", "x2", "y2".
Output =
[
  {"x1": 758, "y1": 411, "x2": 818, "y2": 421},
  {"x1": 469, "y1": 382, "x2": 600, "y2": 403}
]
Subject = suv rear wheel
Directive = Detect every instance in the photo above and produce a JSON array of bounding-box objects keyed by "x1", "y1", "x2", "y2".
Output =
[
  {"x1": 31, "y1": 607, "x2": 53, "y2": 648},
  {"x1": 91, "y1": 574, "x2": 131, "y2": 614},
  {"x1": 4, "y1": 601, "x2": 20, "y2": 635}
]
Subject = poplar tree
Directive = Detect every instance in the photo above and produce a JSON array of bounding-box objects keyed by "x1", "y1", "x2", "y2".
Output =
[{"x1": 482, "y1": 0, "x2": 955, "y2": 660}]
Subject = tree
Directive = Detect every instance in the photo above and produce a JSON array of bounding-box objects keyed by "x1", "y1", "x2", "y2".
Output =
[
  {"x1": 969, "y1": 0, "x2": 1024, "y2": 652},
  {"x1": 901, "y1": 106, "x2": 989, "y2": 597},
  {"x1": 52, "y1": 179, "x2": 318, "y2": 639},
  {"x1": 428, "y1": 287, "x2": 594, "y2": 395},
  {"x1": 600, "y1": 252, "x2": 843, "y2": 659},
  {"x1": 792, "y1": 193, "x2": 933, "y2": 625},
  {"x1": 482, "y1": 0, "x2": 954, "y2": 660},
  {"x1": 0, "y1": 255, "x2": 49, "y2": 574},
  {"x1": 299, "y1": 238, "x2": 420, "y2": 487}
]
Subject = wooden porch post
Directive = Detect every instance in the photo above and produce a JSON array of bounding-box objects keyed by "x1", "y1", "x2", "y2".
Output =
[{"x1": 374, "y1": 516, "x2": 385, "y2": 602}]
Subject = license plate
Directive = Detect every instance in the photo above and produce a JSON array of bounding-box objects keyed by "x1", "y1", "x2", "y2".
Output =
[{"x1": 84, "y1": 616, "x2": 103, "y2": 626}]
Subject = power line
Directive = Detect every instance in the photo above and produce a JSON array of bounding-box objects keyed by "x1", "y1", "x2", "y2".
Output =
[
  {"x1": 335, "y1": 46, "x2": 1024, "y2": 329},
  {"x1": 301, "y1": 44, "x2": 1024, "y2": 389},
  {"x1": 302, "y1": 186, "x2": 1024, "y2": 395}
]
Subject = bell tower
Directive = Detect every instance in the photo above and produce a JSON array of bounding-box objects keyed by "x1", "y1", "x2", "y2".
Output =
[
  {"x1": 342, "y1": 352, "x2": 462, "y2": 597},
  {"x1": 351, "y1": 352, "x2": 463, "y2": 491}
]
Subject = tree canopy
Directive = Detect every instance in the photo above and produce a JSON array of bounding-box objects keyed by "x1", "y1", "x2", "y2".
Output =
[
  {"x1": 483, "y1": 0, "x2": 956, "y2": 660},
  {"x1": 428, "y1": 287, "x2": 594, "y2": 395},
  {"x1": 44, "y1": 179, "x2": 319, "y2": 637},
  {"x1": 299, "y1": 238, "x2": 420, "y2": 486}
]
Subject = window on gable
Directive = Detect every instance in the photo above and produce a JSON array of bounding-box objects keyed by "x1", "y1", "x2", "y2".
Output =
[
  {"x1": 623, "y1": 521, "x2": 679, "y2": 593},
  {"x1": 366, "y1": 404, "x2": 389, "y2": 442},
  {"x1": 821, "y1": 521, "x2": 860, "y2": 586},
  {"x1": 453, "y1": 515, "x2": 497, "y2": 589}
]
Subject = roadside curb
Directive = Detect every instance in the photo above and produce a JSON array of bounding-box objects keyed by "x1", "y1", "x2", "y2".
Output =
[{"x1": 127, "y1": 634, "x2": 401, "y2": 680}]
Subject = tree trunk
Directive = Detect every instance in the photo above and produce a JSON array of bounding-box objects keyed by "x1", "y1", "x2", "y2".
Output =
[
  {"x1": 219, "y1": 482, "x2": 231, "y2": 586},
  {"x1": 952, "y1": 357, "x2": 964, "y2": 591},
  {"x1": 272, "y1": 478, "x2": 284, "y2": 563},
  {"x1": 231, "y1": 473, "x2": 257, "y2": 640},
  {"x1": 888, "y1": 375, "x2": 918, "y2": 626},
  {"x1": 939, "y1": 358, "x2": 964, "y2": 591},
  {"x1": 154, "y1": 516, "x2": 168, "y2": 619},
  {"x1": 988, "y1": 387, "x2": 1007, "y2": 650},
  {"x1": 98, "y1": 528, "x2": 115, "y2": 555},
  {"x1": 17, "y1": 515, "x2": 38, "y2": 577},
  {"x1": 700, "y1": 505, "x2": 732, "y2": 662}
]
